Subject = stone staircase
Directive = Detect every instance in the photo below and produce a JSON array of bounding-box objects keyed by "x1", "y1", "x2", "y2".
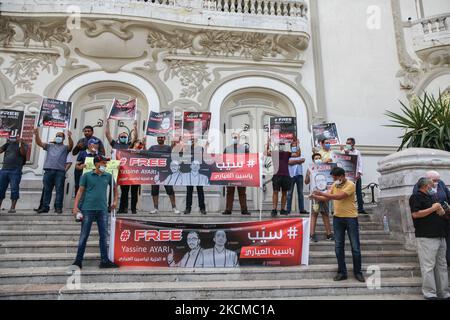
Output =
[{"x1": 0, "y1": 208, "x2": 424, "y2": 300}]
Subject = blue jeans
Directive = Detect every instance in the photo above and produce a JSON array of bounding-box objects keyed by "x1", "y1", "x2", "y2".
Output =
[
  {"x1": 0, "y1": 168, "x2": 22, "y2": 200},
  {"x1": 356, "y1": 178, "x2": 364, "y2": 212},
  {"x1": 42, "y1": 169, "x2": 66, "y2": 210},
  {"x1": 287, "y1": 175, "x2": 304, "y2": 213},
  {"x1": 333, "y1": 216, "x2": 362, "y2": 276},
  {"x1": 75, "y1": 210, "x2": 109, "y2": 265}
]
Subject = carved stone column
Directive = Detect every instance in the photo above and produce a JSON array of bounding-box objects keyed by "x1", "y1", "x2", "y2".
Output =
[{"x1": 377, "y1": 148, "x2": 450, "y2": 250}]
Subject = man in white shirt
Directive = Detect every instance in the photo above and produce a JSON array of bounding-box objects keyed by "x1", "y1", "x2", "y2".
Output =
[{"x1": 341, "y1": 137, "x2": 366, "y2": 214}]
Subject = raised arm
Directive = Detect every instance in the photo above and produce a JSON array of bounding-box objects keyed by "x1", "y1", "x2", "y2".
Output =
[
  {"x1": 33, "y1": 128, "x2": 46, "y2": 149},
  {"x1": 105, "y1": 120, "x2": 114, "y2": 145},
  {"x1": 130, "y1": 120, "x2": 138, "y2": 145},
  {"x1": 67, "y1": 130, "x2": 74, "y2": 152}
]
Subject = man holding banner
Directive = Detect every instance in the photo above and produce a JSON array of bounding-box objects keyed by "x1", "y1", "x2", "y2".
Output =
[{"x1": 33, "y1": 128, "x2": 73, "y2": 214}]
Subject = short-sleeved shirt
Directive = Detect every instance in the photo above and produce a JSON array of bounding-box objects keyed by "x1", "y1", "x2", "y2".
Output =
[
  {"x1": 331, "y1": 180, "x2": 357, "y2": 218},
  {"x1": 110, "y1": 139, "x2": 131, "y2": 150},
  {"x1": 43, "y1": 143, "x2": 69, "y2": 171},
  {"x1": 319, "y1": 149, "x2": 332, "y2": 162},
  {"x1": 76, "y1": 150, "x2": 97, "y2": 165},
  {"x1": 272, "y1": 151, "x2": 291, "y2": 177},
  {"x1": 148, "y1": 144, "x2": 172, "y2": 154},
  {"x1": 73, "y1": 136, "x2": 105, "y2": 156},
  {"x1": 80, "y1": 171, "x2": 112, "y2": 212},
  {"x1": 1, "y1": 142, "x2": 27, "y2": 170},
  {"x1": 409, "y1": 191, "x2": 447, "y2": 238}
]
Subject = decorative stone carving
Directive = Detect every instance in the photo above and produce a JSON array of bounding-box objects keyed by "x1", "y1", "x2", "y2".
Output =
[
  {"x1": 82, "y1": 20, "x2": 134, "y2": 41},
  {"x1": 4, "y1": 53, "x2": 59, "y2": 91},
  {"x1": 0, "y1": 18, "x2": 16, "y2": 46},
  {"x1": 376, "y1": 147, "x2": 450, "y2": 250},
  {"x1": 148, "y1": 29, "x2": 307, "y2": 62},
  {"x1": 164, "y1": 60, "x2": 211, "y2": 98}
]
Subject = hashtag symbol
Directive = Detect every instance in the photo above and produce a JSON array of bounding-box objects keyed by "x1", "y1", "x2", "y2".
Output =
[
  {"x1": 247, "y1": 160, "x2": 256, "y2": 168},
  {"x1": 120, "y1": 230, "x2": 131, "y2": 242},
  {"x1": 287, "y1": 227, "x2": 298, "y2": 239}
]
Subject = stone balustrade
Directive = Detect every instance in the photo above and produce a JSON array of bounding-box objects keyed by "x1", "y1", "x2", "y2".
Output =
[
  {"x1": 202, "y1": 0, "x2": 307, "y2": 17},
  {"x1": 410, "y1": 13, "x2": 450, "y2": 54}
]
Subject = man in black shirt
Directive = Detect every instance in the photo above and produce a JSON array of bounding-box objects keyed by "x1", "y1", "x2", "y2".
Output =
[
  {"x1": 409, "y1": 177, "x2": 449, "y2": 300},
  {"x1": 0, "y1": 137, "x2": 27, "y2": 213}
]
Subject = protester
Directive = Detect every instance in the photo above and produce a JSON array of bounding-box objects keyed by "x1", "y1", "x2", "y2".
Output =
[
  {"x1": 221, "y1": 133, "x2": 250, "y2": 215},
  {"x1": 149, "y1": 136, "x2": 180, "y2": 214},
  {"x1": 286, "y1": 139, "x2": 307, "y2": 214},
  {"x1": 265, "y1": 138, "x2": 301, "y2": 217},
  {"x1": 106, "y1": 120, "x2": 138, "y2": 213},
  {"x1": 182, "y1": 137, "x2": 207, "y2": 215},
  {"x1": 33, "y1": 128, "x2": 73, "y2": 214},
  {"x1": 318, "y1": 138, "x2": 333, "y2": 163},
  {"x1": 34, "y1": 153, "x2": 74, "y2": 212},
  {"x1": 305, "y1": 153, "x2": 334, "y2": 242},
  {"x1": 310, "y1": 167, "x2": 365, "y2": 282},
  {"x1": 74, "y1": 138, "x2": 100, "y2": 196},
  {"x1": 409, "y1": 177, "x2": 449, "y2": 300},
  {"x1": 341, "y1": 138, "x2": 366, "y2": 214},
  {"x1": 0, "y1": 137, "x2": 28, "y2": 213},
  {"x1": 413, "y1": 171, "x2": 450, "y2": 266},
  {"x1": 72, "y1": 155, "x2": 118, "y2": 269}
]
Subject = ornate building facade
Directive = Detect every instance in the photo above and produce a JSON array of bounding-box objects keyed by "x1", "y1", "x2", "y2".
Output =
[{"x1": 0, "y1": 0, "x2": 449, "y2": 211}]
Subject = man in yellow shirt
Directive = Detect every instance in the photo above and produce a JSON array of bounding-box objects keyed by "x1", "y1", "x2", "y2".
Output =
[{"x1": 310, "y1": 167, "x2": 364, "y2": 283}]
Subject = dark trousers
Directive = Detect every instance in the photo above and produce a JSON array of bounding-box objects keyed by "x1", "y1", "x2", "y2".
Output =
[
  {"x1": 42, "y1": 169, "x2": 65, "y2": 210},
  {"x1": 74, "y1": 169, "x2": 82, "y2": 196},
  {"x1": 0, "y1": 168, "x2": 22, "y2": 200},
  {"x1": 119, "y1": 185, "x2": 140, "y2": 211},
  {"x1": 186, "y1": 186, "x2": 205, "y2": 211},
  {"x1": 225, "y1": 187, "x2": 247, "y2": 212},
  {"x1": 333, "y1": 216, "x2": 362, "y2": 276},
  {"x1": 447, "y1": 223, "x2": 450, "y2": 265},
  {"x1": 356, "y1": 177, "x2": 364, "y2": 212},
  {"x1": 75, "y1": 210, "x2": 109, "y2": 264},
  {"x1": 287, "y1": 175, "x2": 304, "y2": 213}
]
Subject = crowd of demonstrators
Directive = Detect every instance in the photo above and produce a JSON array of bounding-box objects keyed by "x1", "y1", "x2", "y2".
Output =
[
  {"x1": 287, "y1": 139, "x2": 307, "y2": 215},
  {"x1": 310, "y1": 167, "x2": 365, "y2": 283},
  {"x1": 33, "y1": 128, "x2": 73, "y2": 214},
  {"x1": 340, "y1": 138, "x2": 366, "y2": 214},
  {"x1": 305, "y1": 153, "x2": 333, "y2": 242},
  {"x1": 72, "y1": 155, "x2": 118, "y2": 269},
  {"x1": 409, "y1": 177, "x2": 450, "y2": 300},
  {"x1": 222, "y1": 132, "x2": 250, "y2": 216},
  {"x1": 149, "y1": 136, "x2": 180, "y2": 214},
  {"x1": 265, "y1": 138, "x2": 301, "y2": 217},
  {"x1": 0, "y1": 136, "x2": 28, "y2": 213}
]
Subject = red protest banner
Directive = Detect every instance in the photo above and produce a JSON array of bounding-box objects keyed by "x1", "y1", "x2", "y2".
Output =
[
  {"x1": 116, "y1": 149, "x2": 261, "y2": 187},
  {"x1": 110, "y1": 218, "x2": 309, "y2": 267}
]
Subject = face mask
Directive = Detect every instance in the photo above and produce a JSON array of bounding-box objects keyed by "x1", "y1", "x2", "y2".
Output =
[
  {"x1": 428, "y1": 187, "x2": 436, "y2": 196},
  {"x1": 335, "y1": 179, "x2": 344, "y2": 186},
  {"x1": 345, "y1": 144, "x2": 352, "y2": 151},
  {"x1": 55, "y1": 137, "x2": 63, "y2": 144},
  {"x1": 99, "y1": 165, "x2": 106, "y2": 173},
  {"x1": 291, "y1": 147, "x2": 298, "y2": 153},
  {"x1": 314, "y1": 159, "x2": 322, "y2": 164},
  {"x1": 119, "y1": 137, "x2": 128, "y2": 144},
  {"x1": 324, "y1": 144, "x2": 331, "y2": 150},
  {"x1": 233, "y1": 138, "x2": 238, "y2": 145}
]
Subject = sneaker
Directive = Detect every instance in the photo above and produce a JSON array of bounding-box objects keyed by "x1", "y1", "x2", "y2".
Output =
[
  {"x1": 326, "y1": 233, "x2": 335, "y2": 241},
  {"x1": 37, "y1": 208, "x2": 49, "y2": 214},
  {"x1": 99, "y1": 260, "x2": 119, "y2": 269},
  {"x1": 200, "y1": 209, "x2": 207, "y2": 215},
  {"x1": 310, "y1": 234, "x2": 319, "y2": 243},
  {"x1": 358, "y1": 210, "x2": 368, "y2": 214},
  {"x1": 300, "y1": 210, "x2": 308, "y2": 214},
  {"x1": 280, "y1": 209, "x2": 288, "y2": 215},
  {"x1": 222, "y1": 210, "x2": 232, "y2": 215},
  {"x1": 8, "y1": 209, "x2": 16, "y2": 214},
  {"x1": 354, "y1": 273, "x2": 366, "y2": 283},
  {"x1": 271, "y1": 209, "x2": 277, "y2": 217},
  {"x1": 149, "y1": 208, "x2": 159, "y2": 214},
  {"x1": 424, "y1": 296, "x2": 439, "y2": 300},
  {"x1": 71, "y1": 261, "x2": 82, "y2": 270},
  {"x1": 241, "y1": 210, "x2": 251, "y2": 215},
  {"x1": 333, "y1": 273, "x2": 348, "y2": 281},
  {"x1": 173, "y1": 208, "x2": 181, "y2": 214},
  {"x1": 131, "y1": 210, "x2": 137, "y2": 214},
  {"x1": 55, "y1": 209, "x2": 63, "y2": 214},
  {"x1": 117, "y1": 209, "x2": 128, "y2": 214},
  {"x1": 184, "y1": 208, "x2": 191, "y2": 215}
]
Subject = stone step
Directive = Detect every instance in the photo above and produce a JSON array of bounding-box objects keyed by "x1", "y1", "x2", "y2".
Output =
[
  {"x1": 0, "y1": 239, "x2": 406, "y2": 254},
  {"x1": 0, "y1": 220, "x2": 384, "y2": 231},
  {"x1": 0, "y1": 263, "x2": 421, "y2": 285},
  {"x1": 0, "y1": 230, "x2": 391, "y2": 242},
  {"x1": 0, "y1": 250, "x2": 418, "y2": 268},
  {"x1": 0, "y1": 277, "x2": 423, "y2": 300}
]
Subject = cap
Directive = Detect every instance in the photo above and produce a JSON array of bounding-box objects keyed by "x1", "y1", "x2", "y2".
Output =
[
  {"x1": 88, "y1": 138, "x2": 99, "y2": 145},
  {"x1": 93, "y1": 155, "x2": 109, "y2": 164}
]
